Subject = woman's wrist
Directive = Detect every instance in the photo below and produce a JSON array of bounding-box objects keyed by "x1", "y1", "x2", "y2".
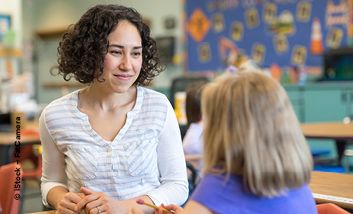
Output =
[{"x1": 47, "y1": 186, "x2": 69, "y2": 209}]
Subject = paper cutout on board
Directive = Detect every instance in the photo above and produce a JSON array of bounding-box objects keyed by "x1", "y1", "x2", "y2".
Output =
[
  {"x1": 207, "y1": 0, "x2": 239, "y2": 11},
  {"x1": 268, "y1": 10, "x2": 295, "y2": 35},
  {"x1": 297, "y1": 1, "x2": 312, "y2": 22},
  {"x1": 252, "y1": 43, "x2": 265, "y2": 64},
  {"x1": 231, "y1": 21, "x2": 243, "y2": 41},
  {"x1": 274, "y1": 35, "x2": 289, "y2": 53},
  {"x1": 326, "y1": 0, "x2": 348, "y2": 26},
  {"x1": 198, "y1": 43, "x2": 211, "y2": 62},
  {"x1": 291, "y1": 45, "x2": 307, "y2": 65},
  {"x1": 213, "y1": 13, "x2": 224, "y2": 33},
  {"x1": 327, "y1": 27, "x2": 343, "y2": 48},
  {"x1": 185, "y1": 0, "x2": 351, "y2": 72},
  {"x1": 246, "y1": 8, "x2": 260, "y2": 29},
  {"x1": 264, "y1": 3, "x2": 277, "y2": 24},
  {"x1": 187, "y1": 8, "x2": 211, "y2": 42},
  {"x1": 310, "y1": 18, "x2": 324, "y2": 55},
  {"x1": 218, "y1": 37, "x2": 239, "y2": 65}
]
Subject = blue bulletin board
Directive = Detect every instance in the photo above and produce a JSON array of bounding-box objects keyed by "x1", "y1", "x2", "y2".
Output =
[{"x1": 185, "y1": 0, "x2": 353, "y2": 72}]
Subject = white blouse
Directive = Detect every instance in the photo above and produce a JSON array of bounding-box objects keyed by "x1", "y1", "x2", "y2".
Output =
[{"x1": 39, "y1": 86, "x2": 188, "y2": 207}]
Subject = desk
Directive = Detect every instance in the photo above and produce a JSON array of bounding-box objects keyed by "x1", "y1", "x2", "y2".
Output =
[
  {"x1": 301, "y1": 122, "x2": 353, "y2": 164},
  {"x1": 0, "y1": 121, "x2": 40, "y2": 165},
  {"x1": 26, "y1": 211, "x2": 55, "y2": 214},
  {"x1": 310, "y1": 171, "x2": 353, "y2": 210}
]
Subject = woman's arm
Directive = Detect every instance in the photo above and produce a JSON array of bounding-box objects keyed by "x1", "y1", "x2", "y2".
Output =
[
  {"x1": 39, "y1": 111, "x2": 69, "y2": 208},
  {"x1": 146, "y1": 99, "x2": 189, "y2": 206}
]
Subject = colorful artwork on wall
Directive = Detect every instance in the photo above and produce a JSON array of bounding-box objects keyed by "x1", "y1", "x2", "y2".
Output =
[{"x1": 185, "y1": 0, "x2": 353, "y2": 73}]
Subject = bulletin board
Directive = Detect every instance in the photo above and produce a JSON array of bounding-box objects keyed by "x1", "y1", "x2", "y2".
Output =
[{"x1": 185, "y1": 0, "x2": 353, "y2": 72}]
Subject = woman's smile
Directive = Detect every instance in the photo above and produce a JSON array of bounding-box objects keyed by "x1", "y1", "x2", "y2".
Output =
[{"x1": 113, "y1": 73, "x2": 134, "y2": 81}]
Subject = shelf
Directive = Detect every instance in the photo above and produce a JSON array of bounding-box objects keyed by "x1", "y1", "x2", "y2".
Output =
[
  {"x1": 36, "y1": 27, "x2": 67, "y2": 39},
  {"x1": 0, "y1": 48, "x2": 22, "y2": 57}
]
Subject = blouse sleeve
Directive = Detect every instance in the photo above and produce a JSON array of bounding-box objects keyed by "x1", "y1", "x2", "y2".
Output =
[
  {"x1": 146, "y1": 98, "x2": 189, "y2": 206},
  {"x1": 39, "y1": 109, "x2": 68, "y2": 207}
]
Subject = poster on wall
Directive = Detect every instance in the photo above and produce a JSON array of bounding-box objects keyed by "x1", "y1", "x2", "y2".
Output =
[
  {"x1": 185, "y1": 0, "x2": 353, "y2": 73},
  {"x1": 0, "y1": 14, "x2": 11, "y2": 43}
]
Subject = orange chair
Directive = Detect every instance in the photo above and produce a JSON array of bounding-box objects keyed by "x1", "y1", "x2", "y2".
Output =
[
  {"x1": 0, "y1": 162, "x2": 22, "y2": 214},
  {"x1": 317, "y1": 203, "x2": 350, "y2": 214},
  {"x1": 22, "y1": 144, "x2": 42, "y2": 181},
  {"x1": 16, "y1": 129, "x2": 42, "y2": 183}
]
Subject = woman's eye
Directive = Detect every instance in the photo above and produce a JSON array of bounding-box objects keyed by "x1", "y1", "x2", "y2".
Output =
[
  {"x1": 132, "y1": 52, "x2": 141, "y2": 57},
  {"x1": 110, "y1": 50, "x2": 122, "y2": 55}
]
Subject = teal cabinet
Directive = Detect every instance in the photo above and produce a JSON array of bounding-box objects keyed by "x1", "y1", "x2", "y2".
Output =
[
  {"x1": 304, "y1": 88, "x2": 346, "y2": 122},
  {"x1": 342, "y1": 88, "x2": 353, "y2": 118},
  {"x1": 284, "y1": 83, "x2": 353, "y2": 123}
]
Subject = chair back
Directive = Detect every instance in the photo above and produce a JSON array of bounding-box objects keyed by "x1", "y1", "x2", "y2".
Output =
[
  {"x1": 0, "y1": 162, "x2": 22, "y2": 214},
  {"x1": 317, "y1": 203, "x2": 350, "y2": 214},
  {"x1": 186, "y1": 161, "x2": 198, "y2": 196}
]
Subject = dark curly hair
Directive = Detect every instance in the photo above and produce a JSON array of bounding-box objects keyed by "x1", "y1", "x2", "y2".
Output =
[{"x1": 54, "y1": 4, "x2": 165, "y2": 86}]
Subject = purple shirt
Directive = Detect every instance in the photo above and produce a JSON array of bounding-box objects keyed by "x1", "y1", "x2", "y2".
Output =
[{"x1": 191, "y1": 173, "x2": 317, "y2": 214}]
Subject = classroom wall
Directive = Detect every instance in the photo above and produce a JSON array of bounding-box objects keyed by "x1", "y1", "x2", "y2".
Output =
[{"x1": 22, "y1": 0, "x2": 184, "y2": 104}]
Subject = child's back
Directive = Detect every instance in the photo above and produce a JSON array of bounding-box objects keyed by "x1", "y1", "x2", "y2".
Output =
[
  {"x1": 188, "y1": 70, "x2": 316, "y2": 214},
  {"x1": 191, "y1": 173, "x2": 316, "y2": 214}
]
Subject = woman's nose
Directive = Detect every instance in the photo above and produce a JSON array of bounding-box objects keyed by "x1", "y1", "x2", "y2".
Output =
[{"x1": 119, "y1": 55, "x2": 132, "y2": 71}]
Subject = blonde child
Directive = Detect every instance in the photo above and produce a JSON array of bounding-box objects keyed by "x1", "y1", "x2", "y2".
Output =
[{"x1": 152, "y1": 70, "x2": 316, "y2": 213}]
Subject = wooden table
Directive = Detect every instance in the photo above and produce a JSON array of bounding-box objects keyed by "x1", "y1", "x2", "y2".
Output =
[
  {"x1": 0, "y1": 121, "x2": 40, "y2": 165},
  {"x1": 310, "y1": 171, "x2": 353, "y2": 210},
  {"x1": 301, "y1": 122, "x2": 353, "y2": 164},
  {"x1": 26, "y1": 211, "x2": 55, "y2": 214}
]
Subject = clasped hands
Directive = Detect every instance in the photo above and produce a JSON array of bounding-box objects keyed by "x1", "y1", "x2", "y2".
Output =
[{"x1": 56, "y1": 187, "x2": 113, "y2": 214}]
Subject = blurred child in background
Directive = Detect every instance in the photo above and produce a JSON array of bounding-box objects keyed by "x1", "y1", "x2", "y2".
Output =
[{"x1": 183, "y1": 82, "x2": 207, "y2": 171}]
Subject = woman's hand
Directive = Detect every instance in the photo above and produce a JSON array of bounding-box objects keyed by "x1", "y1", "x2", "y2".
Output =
[
  {"x1": 55, "y1": 192, "x2": 84, "y2": 214},
  {"x1": 76, "y1": 187, "x2": 113, "y2": 214},
  {"x1": 155, "y1": 204, "x2": 183, "y2": 214}
]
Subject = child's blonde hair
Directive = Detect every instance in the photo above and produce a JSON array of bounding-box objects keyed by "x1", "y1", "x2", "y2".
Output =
[{"x1": 201, "y1": 70, "x2": 312, "y2": 197}]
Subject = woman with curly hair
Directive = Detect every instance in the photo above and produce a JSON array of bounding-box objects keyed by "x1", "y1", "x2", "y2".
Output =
[{"x1": 39, "y1": 4, "x2": 188, "y2": 214}]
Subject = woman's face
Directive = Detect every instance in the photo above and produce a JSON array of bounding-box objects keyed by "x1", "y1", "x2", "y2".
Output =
[{"x1": 102, "y1": 20, "x2": 142, "y2": 93}]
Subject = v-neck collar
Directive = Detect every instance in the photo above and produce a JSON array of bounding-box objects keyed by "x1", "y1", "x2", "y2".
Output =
[{"x1": 71, "y1": 86, "x2": 144, "y2": 145}]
